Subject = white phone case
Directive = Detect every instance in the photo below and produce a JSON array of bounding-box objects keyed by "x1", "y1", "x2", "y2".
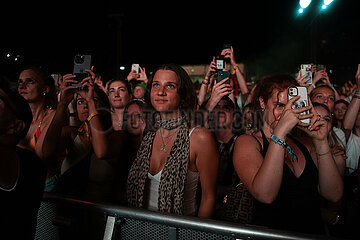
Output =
[{"x1": 287, "y1": 86, "x2": 310, "y2": 124}]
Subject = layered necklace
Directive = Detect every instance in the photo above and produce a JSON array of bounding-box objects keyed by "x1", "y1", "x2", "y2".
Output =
[
  {"x1": 159, "y1": 128, "x2": 179, "y2": 152},
  {"x1": 155, "y1": 114, "x2": 184, "y2": 152}
]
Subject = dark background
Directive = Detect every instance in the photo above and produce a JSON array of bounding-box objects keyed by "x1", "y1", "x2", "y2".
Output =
[{"x1": 2, "y1": 0, "x2": 360, "y2": 85}]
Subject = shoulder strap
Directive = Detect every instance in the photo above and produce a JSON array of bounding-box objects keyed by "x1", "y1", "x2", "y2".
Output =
[
  {"x1": 189, "y1": 125, "x2": 201, "y2": 137},
  {"x1": 251, "y1": 133, "x2": 263, "y2": 155}
]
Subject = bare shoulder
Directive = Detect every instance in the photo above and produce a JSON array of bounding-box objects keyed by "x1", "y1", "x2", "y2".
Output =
[
  {"x1": 189, "y1": 126, "x2": 214, "y2": 143},
  {"x1": 234, "y1": 133, "x2": 261, "y2": 151}
]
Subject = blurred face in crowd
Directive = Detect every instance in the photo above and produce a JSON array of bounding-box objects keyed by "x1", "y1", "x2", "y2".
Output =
[
  {"x1": 212, "y1": 99, "x2": 234, "y2": 128},
  {"x1": 125, "y1": 103, "x2": 145, "y2": 136},
  {"x1": 311, "y1": 87, "x2": 335, "y2": 112},
  {"x1": 76, "y1": 91, "x2": 102, "y2": 122},
  {"x1": 133, "y1": 85, "x2": 145, "y2": 99},
  {"x1": 18, "y1": 69, "x2": 49, "y2": 104},
  {"x1": 108, "y1": 81, "x2": 130, "y2": 109},
  {"x1": 242, "y1": 105, "x2": 254, "y2": 130},
  {"x1": 260, "y1": 89, "x2": 288, "y2": 130},
  {"x1": 333, "y1": 102, "x2": 348, "y2": 122},
  {"x1": 150, "y1": 70, "x2": 181, "y2": 113},
  {"x1": 314, "y1": 105, "x2": 332, "y2": 133}
]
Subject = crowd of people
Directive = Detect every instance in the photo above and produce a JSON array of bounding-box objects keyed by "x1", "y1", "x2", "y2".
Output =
[{"x1": 1, "y1": 45, "x2": 360, "y2": 238}]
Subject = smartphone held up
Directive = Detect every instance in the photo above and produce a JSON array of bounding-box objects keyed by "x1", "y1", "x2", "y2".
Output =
[
  {"x1": 300, "y1": 64, "x2": 312, "y2": 85},
  {"x1": 70, "y1": 54, "x2": 92, "y2": 89},
  {"x1": 287, "y1": 86, "x2": 310, "y2": 124},
  {"x1": 217, "y1": 71, "x2": 230, "y2": 85}
]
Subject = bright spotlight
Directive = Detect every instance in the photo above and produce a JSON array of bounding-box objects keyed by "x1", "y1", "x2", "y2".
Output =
[
  {"x1": 298, "y1": 8, "x2": 304, "y2": 14},
  {"x1": 299, "y1": 0, "x2": 311, "y2": 9},
  {"x1": 321, "y1": 4, "x2": 327, "y2": 9},
  {"x1": 324, "y1": 0, "x2": 334, "y2": 5},
  {"x1": 119, "y1": 66, "x2": 125, "y2": 71}
]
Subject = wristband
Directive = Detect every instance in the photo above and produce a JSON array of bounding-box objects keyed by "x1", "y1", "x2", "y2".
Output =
[
  {"x1": 204, "y1": 108, "x2": 212, "y2": 114},
  {"x1": 202, "y1": 79, "x2": 209, "y2": 85},
  {"x1": 270, "y1": 134, "x2": 298, "y2": 162},
  {"x1": 86, "y1": 111, "x2": 99, "y2": 122},
  {"x1": 231, "y1": 65, "x2": 238, "y2": 75}
]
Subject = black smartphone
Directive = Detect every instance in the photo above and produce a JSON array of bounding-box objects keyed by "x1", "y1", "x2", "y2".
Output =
[
  {"x1": 217, "y1": 71, "x2": 231, "y2": 85},
  {"x1": 72, "y1": 54, "x2": 91, "y2": 88}
]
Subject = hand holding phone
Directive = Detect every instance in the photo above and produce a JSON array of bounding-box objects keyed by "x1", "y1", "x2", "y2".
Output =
[
  {"x1": 300, "y1": 64, "x2": 312, "y2": 85},
  {"x1": 131, "y1": 64, "x2": 140, "y2": 74},
  {"x1": 287, "y1": 86, "x2": 310, "y2": 124},
  {"x1": 217, "y1": 71, "x2": 231, "y2": 85},
  {"x1": 72, "y1": 54, "x2": 92, "y2": 88}
]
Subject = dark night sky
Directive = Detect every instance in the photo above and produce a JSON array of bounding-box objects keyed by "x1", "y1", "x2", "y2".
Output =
[{"x1": 2, "y1": 0, "x2": 360, "y2": 83}]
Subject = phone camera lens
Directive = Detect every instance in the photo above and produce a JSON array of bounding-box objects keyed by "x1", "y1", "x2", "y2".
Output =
[{"x1": 74, "y1": 55, "x2": 85, "y2": 64}]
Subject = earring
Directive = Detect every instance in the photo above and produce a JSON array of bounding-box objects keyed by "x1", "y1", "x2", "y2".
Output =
[{"x1": 43, "y1": 92, "x2": 46, "y2": 96}]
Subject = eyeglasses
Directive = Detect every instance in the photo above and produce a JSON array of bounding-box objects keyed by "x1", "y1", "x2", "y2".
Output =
[{"x1": 0, "y1": 95, "x2": 20, "y2": 118}]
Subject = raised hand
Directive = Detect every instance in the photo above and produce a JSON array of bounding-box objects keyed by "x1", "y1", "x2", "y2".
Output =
[
  {"x1": 274, "y1": 96, "x2": 313, "y2": 137},
  {"x1": 59, "y1": 74, "x2": 78, "y2": 105}
]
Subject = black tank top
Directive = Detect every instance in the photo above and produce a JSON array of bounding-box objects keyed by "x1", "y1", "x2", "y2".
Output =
[{"x1": 251, "y1": 130, "x2": 325, "y2": 235}]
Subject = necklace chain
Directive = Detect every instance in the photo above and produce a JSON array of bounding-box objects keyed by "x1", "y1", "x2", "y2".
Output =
[{"x1": 159, "y1": 128, "x2": 179, "y2": 152}]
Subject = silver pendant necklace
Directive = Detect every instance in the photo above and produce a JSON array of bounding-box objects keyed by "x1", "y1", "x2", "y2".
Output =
[{"x1": 159, "y1": 128, "x2": 179, "y2": 152}]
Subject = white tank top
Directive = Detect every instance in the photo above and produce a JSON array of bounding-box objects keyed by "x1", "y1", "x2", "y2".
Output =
[{"x1": 145, "y1": 126, "x2": 200, "y2": 215}]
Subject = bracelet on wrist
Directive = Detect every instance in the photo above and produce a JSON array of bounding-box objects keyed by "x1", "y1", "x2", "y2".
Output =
[
  {"x1": 317, "y1": 149, "x2": 331, "y2": 157},
  {"x1": 231, "y1": 65, "x2": 238, "y2": 75},
  {"x1": 270, "y1": 134, "x2": 298, "y2": 162},
  {"x1": 204, "y1": 108, "x2": 212, "y2": 114},
  {"x1": 86, "y1": 111, "x2": 99, "y2": 122}
]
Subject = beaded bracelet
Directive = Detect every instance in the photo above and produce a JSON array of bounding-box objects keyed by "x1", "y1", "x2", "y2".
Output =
[{"x1": 270, "y1": 134, "x2": 298, "y2": 162}]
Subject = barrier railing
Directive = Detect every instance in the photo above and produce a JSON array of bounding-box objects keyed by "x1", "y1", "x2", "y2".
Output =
[{"x1": 35, "y1": 192, "x2": 328, "y2": 240}]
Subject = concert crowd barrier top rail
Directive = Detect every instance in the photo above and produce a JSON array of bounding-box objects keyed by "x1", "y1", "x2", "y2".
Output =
[{"x1": 35, "y1": 192, "x2": 333, "y2": 240}]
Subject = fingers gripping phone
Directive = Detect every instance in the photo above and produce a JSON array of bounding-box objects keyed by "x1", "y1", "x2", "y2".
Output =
[
  {"x1": 300, "y1": 64, "x2": 312, "y2": 85},
  {"x1": 287, "y1": 86, "x2": 310, "y2": 124},
  {"x1": 217, "y1": 71, "x2": 231, "y2": 85},
  {"x1": 72, "y1": 54, "x2": 92, "y2": 88}
]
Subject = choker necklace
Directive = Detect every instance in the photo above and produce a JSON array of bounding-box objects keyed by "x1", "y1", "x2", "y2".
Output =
[{"x1": 159, "y1": 128, "x2": 179, "y2": 152}]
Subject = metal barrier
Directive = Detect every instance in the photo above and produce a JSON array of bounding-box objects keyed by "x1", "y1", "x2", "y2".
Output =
[{"x1": 35, "y1": 192, "x2": 328, "y2": 240}]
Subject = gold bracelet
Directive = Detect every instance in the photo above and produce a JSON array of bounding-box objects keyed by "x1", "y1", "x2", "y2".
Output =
[
  {"x1": 317, "y1": 150, "x2": 331, "y2": 156},
  {"x1": 86, "y1": 111, "x2": 99, "y2": 122}
]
